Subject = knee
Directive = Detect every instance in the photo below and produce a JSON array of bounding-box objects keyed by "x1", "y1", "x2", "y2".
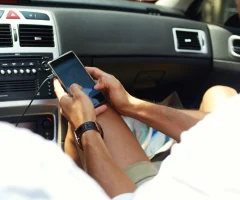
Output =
[
  {"x1": 203, "y1": 85, "x2": 237, "y2": 101},
  {"x1": 200, "y1": 85, "x2": 238, "y2": 112}
]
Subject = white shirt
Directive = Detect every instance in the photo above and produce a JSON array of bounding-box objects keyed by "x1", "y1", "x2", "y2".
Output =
[{"x1": 1, "y1": 95, "x2": 240, "y2": 200}]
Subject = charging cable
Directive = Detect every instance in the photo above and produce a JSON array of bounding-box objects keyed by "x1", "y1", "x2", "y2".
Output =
[{"x1": 16, "y1": 74, "x2": 56, "y2": 127}]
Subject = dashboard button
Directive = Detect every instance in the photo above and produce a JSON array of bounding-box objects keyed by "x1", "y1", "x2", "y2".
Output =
[
  {"x1": 20, "y1": 62, "x2": 27, "y2": 67},
  {"x1": 7, "y1": 70, "x2": 11, "y2": 75},
  {"x1": 20, "y1": 11, "x2": 36, "y2": 19},
  {"x1": 32, "y1": 69, "x2": 37, "y2": 74},
  {"x1": 13, "y1": 69, "x2": 18, "y2": 74},
  {"x1": 7, "y1": 11, "x2": 20, "y2": 19},
  {"x1": 1, "y1": 63, "x2": 9, "y2": 67},
  {"x1": 0, "y1": 70, "x2": 5, "y2": 75},
  {"x1": 11, "y1": 62, "x2": 17, "y2": 67},
  {"x1": 19, "y1": 69, "x2": 24, "y2": 74},
  {"x1": 28, "y1": 62, "x2": 36, "y2": 66},
  {"x1": 0, "y1": 10, "x2": 4, "y2": 19},
  {"x1": 36, "y1": 13, "x2": 50, "y2": 21},
  {"x1": 26, "y1": 69, "x2": 30, "y2": 74}
]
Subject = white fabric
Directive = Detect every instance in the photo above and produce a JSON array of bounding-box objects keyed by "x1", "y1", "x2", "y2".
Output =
[
  {"x1": 0, "y1": 122, "x2": 110, "y2": 200},
  {"x1": 1, "y1": 95, "x2": 240, "y2": 199},
  {"x1": 113, "y1": 193, "x2": 133, "y2": 200}
]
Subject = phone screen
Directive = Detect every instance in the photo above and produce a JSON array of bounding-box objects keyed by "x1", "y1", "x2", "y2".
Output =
[{"x1": 49, "y1": 52, "x2": 105, "y2": 108}]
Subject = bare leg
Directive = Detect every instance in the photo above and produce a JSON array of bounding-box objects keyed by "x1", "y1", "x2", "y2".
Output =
[
  {"x1": 97, "y1": 105, "x2": 149, "y2": 170},
  {"x1": 200, "y1": 85, "x2": 237, "y2": 112},
  {"x1": 65, "y1": 105, "x2": 149, "y2": 171}
]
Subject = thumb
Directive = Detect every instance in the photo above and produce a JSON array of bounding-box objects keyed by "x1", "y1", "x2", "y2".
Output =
[
  {"x1": 95, "y1": 104, "x2": 108, "y2": 116},
  {"x1": 94, "y1": 77, "x2": 108, "y2": 90}
]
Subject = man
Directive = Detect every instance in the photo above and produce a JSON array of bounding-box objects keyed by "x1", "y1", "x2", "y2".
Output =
[
  {"x1": 53, "y1": 66, "x2": 240, "y2": 199},
  {"x1": 0, "y1": 68, "x2": 239, "y2": 199}
]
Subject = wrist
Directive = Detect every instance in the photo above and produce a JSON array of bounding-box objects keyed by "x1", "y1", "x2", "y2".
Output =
[
  {"x1": 122, "y1": 96, "x2": 143, "y2": 116},
  {"x1": 74, "y1": 121, "x2": 104, "y2": 151},
  {"x1": 81, "y1": 130, "x2": 102, "y2": 148},
  {"x1": 71, "y1": 118, "x2": 96, "y2": 130}
]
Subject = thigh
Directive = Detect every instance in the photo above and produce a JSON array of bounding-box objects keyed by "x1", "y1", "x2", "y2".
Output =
[{"x1": 96, "y1": 105, "x2": 150, "y2": 170}]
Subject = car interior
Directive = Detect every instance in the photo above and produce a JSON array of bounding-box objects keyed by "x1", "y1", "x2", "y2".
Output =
[{"x1": 0, "y1": 0, "x2": 239, "y2": 155}]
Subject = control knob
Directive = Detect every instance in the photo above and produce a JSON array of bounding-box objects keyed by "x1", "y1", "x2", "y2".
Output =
[
  {"x1": 41, "y1": 117, "x2": 53, "y2": 129},
  {"x1": 7, "y1": 69, "x2": 11, "y2": 75},
  {"x1": 42, "y1": 61, "x2": 50, "y2": 71},
  {"x1": 0, "y1": 69, "x2": 5, "y2": 75}
]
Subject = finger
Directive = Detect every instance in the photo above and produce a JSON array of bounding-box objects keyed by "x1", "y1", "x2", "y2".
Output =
[
  {"x1": 85, "y1": 67, "x2": 107, "y2": 79},
  {"x1": 59, "y1": 94, "x2": 72, "y2": 110},
  {"x1": 94, "y1": 75, "x2": 119, "y2": 91},
  {"x1": 95, "y1": 104, "x2": 108, "y2": 116},
  {"x1": 94, "y1": 82, "x2": 104, "y2": 90},
  {"x1": 54, "y1": 79, "x2": 68, "y2": 101},
  {"x1": 70, "y1": 84, "x2": 84, "y2": 97}
]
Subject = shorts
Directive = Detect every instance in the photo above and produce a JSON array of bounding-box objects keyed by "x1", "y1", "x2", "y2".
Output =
[{"x1": 124, "y1": 161, "x2": 158, "y2": 187}]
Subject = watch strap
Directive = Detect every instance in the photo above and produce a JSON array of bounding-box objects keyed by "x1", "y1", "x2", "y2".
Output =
[{"x1": 75, "y1": 121, "x2": 103, "y2": 150}]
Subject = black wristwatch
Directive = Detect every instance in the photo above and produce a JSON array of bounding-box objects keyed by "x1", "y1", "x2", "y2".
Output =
[{"x1": 74, "y1": 121, "x2": 104, "y2": 151}]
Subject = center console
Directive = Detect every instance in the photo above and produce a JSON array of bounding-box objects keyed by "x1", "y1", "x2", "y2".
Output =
[
  {"x1": 0, "y1": 53, "x2": 54, "y2": 101},
  {"x1": 0, "y1": 8, "x2": 61, "y2": 144}
]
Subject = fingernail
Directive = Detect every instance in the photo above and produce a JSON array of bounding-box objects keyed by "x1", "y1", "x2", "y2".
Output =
[{"x1": 94, "y1": 83, "x2": 99, "y2": 89}]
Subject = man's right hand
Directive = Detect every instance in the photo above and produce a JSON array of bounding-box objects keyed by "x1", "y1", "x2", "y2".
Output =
[{"x1": 86, "y1": 67, "x2": 136, "y2": 115}]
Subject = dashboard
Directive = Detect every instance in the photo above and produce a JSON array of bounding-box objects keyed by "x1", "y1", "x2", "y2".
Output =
[{"x1": 0, "y1": 3, "x2": 239, "y2": 146}]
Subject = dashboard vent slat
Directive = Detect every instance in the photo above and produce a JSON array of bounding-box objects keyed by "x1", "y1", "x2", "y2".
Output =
[
  {"x1": 0, "y1": 80, "x2": 37, "y2": 93},
  {"x1": 19, "y1": 24, "x2": 54, "y2": 47},
  {"x1": 0, "y1": 24, "x2": 13, "y2": 48}
]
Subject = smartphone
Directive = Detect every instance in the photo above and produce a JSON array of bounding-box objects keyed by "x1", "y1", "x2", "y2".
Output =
[{"x1": 48, "y1": 51, "x2": 106, "y2": 108}]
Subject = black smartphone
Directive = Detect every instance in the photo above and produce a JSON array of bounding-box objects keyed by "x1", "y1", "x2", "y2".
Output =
[{"x1": 48, "y1": 51, "x2": 106, "y2": 108}]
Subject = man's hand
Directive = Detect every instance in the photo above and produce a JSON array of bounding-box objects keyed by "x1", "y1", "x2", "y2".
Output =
[
  {"x1": 54, "y1": 79, "x2": 106, "y2": 129},
  {"x1": 86, "y1": 67, "x2": 135, "y2": 115}
]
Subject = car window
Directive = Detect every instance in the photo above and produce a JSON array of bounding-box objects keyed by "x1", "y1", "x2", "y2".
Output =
[{"x1": 201, "y1": 0, "x2": 239, "y2": 28}]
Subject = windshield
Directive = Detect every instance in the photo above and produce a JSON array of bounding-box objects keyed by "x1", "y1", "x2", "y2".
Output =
[
  {"x1": 201, "y1": 0, "x2": 238, "y2": 27},
  {"x1": 35, "y1": 0, "x2": 159, "y2": 4},
  {"x1": 126, "y1": 0, "x2": 157, "y2": 2}
]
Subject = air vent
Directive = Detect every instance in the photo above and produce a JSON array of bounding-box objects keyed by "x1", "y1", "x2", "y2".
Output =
[
  {"x1": 228, "y1": 35, "x2": 240, "y2": 58},
  {"x1": 173, "y1": 28, "x2": 207, "y2": 54},
  {"x1": 0, "y1": 80, "x2": 37, "y2": 93},
  {"x1": 176, "y1": 31, "x2": 200, "y2": 50},
  {"x1": 0, "y1": 24, "x2": 13, "y2": 48},
  {"x1": 233, "y1": 39, "x2": 240, "y2": 54},
  {"x1": 19, "y1": 24, "x2": 54, "y2": 47}
]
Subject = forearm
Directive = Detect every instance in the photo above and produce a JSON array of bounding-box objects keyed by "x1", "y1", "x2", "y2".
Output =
[
  {"x1": 64, "y1": 123, "x2": 83, "y2": 169},
  {"x1": 126, "y1": 98, "x2": 208, "y2": 142},
  {"x1": 82, "y1": 131, "x2": 136, "y2": 198}
]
